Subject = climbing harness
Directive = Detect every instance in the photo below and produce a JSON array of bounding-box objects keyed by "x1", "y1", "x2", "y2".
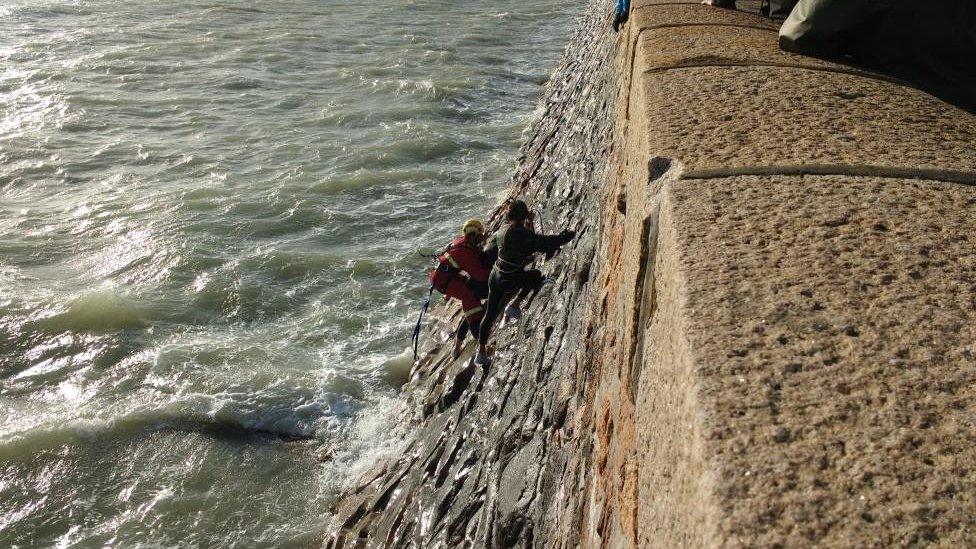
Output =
[{"x1": 496, "y1": 256, "x2": 524, "y2": 275}]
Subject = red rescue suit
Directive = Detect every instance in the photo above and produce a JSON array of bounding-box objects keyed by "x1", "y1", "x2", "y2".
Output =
[{"x1": 429, "y1": 235, "x2": 489, "y2": 326}]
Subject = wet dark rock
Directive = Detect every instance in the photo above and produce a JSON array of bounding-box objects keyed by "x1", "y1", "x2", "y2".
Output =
[
  {"x1": 325, "y1": 0, "x2": 616, "y2": 545},
  {"x1": 438, "y1": 360, "x2": 476, "y2": 412}
]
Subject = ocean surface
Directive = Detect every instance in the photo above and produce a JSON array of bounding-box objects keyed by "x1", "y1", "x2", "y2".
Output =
[{"x1": 0, "y1": 0, "x2": 583, "y2": 546}]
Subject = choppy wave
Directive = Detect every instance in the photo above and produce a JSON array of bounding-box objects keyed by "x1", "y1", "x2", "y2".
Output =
[
  {"x1": 0, "y1": 357, "x2": 415, "y2": 459},
  {"x1": 0, "y1": 403, "x2": 320, "y2": 461},
  {"x1": 30, "y1": 289, "x2": 150, "y2": 333}
]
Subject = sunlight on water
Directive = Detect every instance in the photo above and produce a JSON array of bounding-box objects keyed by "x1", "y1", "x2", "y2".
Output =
[{"x1": 0, "y1": 0, "x2": 584, "y2": 546}]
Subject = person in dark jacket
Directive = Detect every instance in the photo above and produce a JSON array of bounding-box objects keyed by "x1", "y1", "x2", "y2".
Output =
[{"x1": 474, "y1": 200, "x2": 575, "y2": 366}]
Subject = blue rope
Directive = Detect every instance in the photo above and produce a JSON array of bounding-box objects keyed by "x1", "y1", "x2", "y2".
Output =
[{"x1": 411, "y1": 285, "x2": 435, "y2": 361}]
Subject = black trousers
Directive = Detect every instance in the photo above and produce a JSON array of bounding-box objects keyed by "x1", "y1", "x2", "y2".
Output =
[{"x1": 476, "y1": 268, "x2": 544, "y2": 347}]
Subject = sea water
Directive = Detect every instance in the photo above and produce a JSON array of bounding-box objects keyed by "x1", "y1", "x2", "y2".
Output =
[{"x1": 0, "y1": 0, "x2": 583, "y2": 546}]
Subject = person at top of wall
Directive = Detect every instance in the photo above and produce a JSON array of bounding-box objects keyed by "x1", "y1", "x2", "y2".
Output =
[
  {"x1": 612, "y1": 0, "x2": 630, "y2": 32},
  {"x1": 474, "y1": 200, "x2": 575, "y2": 367},
  {"x1": 429, "y1": 219, "x2": 495, "y2": 359}
]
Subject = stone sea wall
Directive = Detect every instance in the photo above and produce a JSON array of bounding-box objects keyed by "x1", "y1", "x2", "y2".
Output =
[{"x1": 328, "y1": 0, "x2": 976, "y2": 546}]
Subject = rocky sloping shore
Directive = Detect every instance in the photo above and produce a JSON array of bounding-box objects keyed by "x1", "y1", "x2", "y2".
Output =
[
  {"x1": 327, "y1": 1, "x2": 620, "y2": 545},
  {"x1": 328, "y1": 1, "x2": 976, "y2": 546}
]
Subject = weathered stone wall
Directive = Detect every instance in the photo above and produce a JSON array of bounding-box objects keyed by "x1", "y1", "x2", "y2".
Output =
[{"x1": 328, "y1": 0, "x2": 976, "y2": 546}]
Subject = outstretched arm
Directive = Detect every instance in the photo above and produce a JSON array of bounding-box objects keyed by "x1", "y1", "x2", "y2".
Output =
[{"x1": 532, "y1": 229, "x2": 575, "y2": 257}]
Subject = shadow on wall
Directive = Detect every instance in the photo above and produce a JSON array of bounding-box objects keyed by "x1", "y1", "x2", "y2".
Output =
[{"x1": 779, "y1": 0, "x2": 976, "y2": 113}]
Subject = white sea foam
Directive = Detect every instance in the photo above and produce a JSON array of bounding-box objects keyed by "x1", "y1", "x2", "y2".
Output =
[{"x1": 319, "y1": 393, "x2": 409, "y2": 497}]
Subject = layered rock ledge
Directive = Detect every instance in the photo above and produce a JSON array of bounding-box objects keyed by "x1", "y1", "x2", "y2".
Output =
[{"x1": 328, "y1": 1, "x2": 976, "y2": 546}]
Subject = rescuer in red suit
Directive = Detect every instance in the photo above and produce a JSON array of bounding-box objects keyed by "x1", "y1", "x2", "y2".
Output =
[{"x1": 429, "y1": 219, "x2": 496, "y2": 358}]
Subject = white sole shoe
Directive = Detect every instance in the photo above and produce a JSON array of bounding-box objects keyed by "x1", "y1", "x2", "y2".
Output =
[
  {"x1": 504, "y1": 304, "x2": 522, "y2": 322},
  {"x1": 474, "y1": 351, "x2": 492, "y2": 366}
]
